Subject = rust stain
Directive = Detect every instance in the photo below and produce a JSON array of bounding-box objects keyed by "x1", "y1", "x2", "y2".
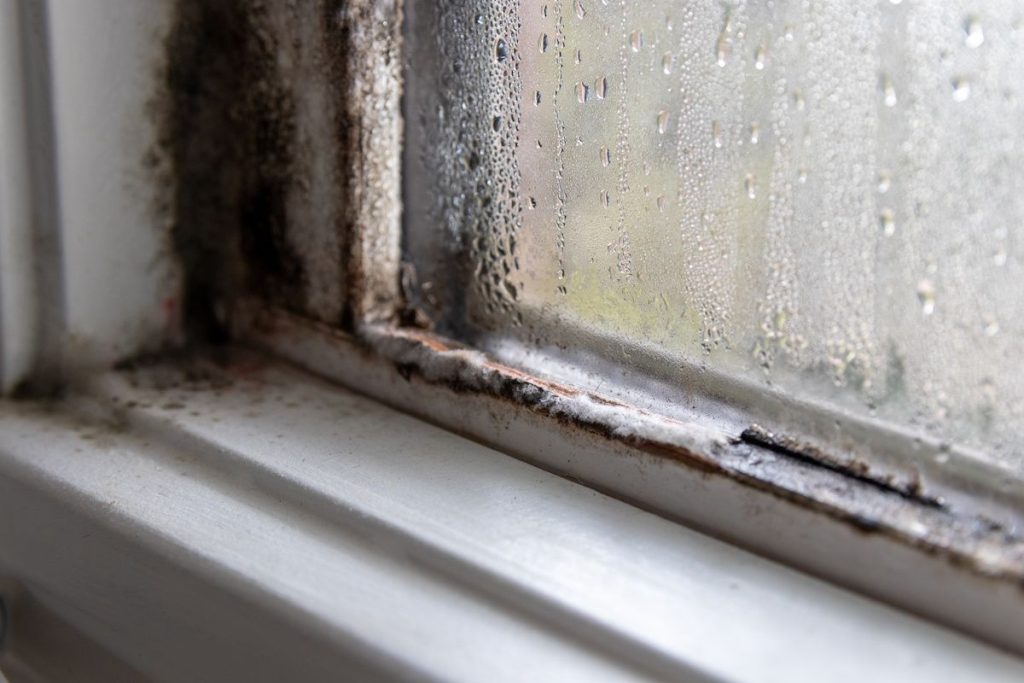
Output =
[{"x1": 385, "y1": 328, "x2": 722, "y2": 468}]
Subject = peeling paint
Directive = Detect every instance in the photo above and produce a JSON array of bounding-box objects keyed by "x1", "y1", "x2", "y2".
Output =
[{"x1": 365, "y1": 325, "x2": 730, "y2": 460}]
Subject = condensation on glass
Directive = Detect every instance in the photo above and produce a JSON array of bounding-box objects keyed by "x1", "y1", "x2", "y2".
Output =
[{"x1": 405, "y1": 2, "x2": 1024, "y2": 481}]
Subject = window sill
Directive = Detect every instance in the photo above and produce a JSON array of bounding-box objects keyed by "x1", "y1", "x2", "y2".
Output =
[{"x1": 0, "y1": 349, "x2": 1020, "y2": 682}]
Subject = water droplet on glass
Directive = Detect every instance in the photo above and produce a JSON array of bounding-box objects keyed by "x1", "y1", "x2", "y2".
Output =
[
  {"x1": 712, "y1": 120, "x2": 723, "y2": 148},
  {"x1": 600, "y1": 145, "x2": 611, "y2": 167},
  {"x1": 881, "y1": 74, "x2": 897, "y2": 107},
  {"x1": 657, "y1": 195, "x2": 666, "y2": 211},
  {"x1": 576, "y1": 81, "x2": 590, "y2": 103},
  {"x1": 657, "y1": 111, "x2": 670, "y2": 135},
  {"x1": 596, "y1": 76, "x2": 608, "y2": 99},
  {"x1": 630, "y1": 30, "x2": 644, "y2": 52},
  {"x1": 600, "y1": 190, "x2": 611, "y2": 208},
  {"x1": 716, "y1": 35, "x2": 731, "y2": 66},
  {"x1": 754, "y1": 46, "x2": 767, "y2": 70},
  {"x1": 492, "y1": 115, "x2": 502, "y2": 131},
  {"x1": 994, "y1": 248, "x2": 1008, "y2": 266},
  {"x1": 952, "y1": 77, "x2": 971, "y2": 102},
  {"x1": 538, "y1": 33, "x2": 549, "y2": 53},
  {"x1": 964, "y1": 16, "x2": 984, "y2": 48},
  {"x1": 877, "y1": 172, "x2": 891, "y2": 193},
  {"x1": 792, "y1": 90, "x2": 805, "y2": 111},
  {"x1": 748, "y1": 122, "x2": 760, "y2": 144},
  {"x1": 983, "y1": 314, "x2": 1000, "y2": 337},
  {"x1": 575, "y1": 0, "x2": 587, "y2": 20},
  {"x1": 662, "y1": 52, "x2": 675, "y2": 75},
  {"x1": 879, "y1": 208, "x2": 895, "y2": 236},
  {"x1": 535, "y1": 90, "x2": 542, "y2": 105},
  {"x1": 495, "y1": 38, "x2": 508, "y2": 62},
  {"x1": 916, "y1": 279, "x2": 936, "y2": 316},
  {"x1": 745, "y1": 173, "x2": 757, "y2": 199},
  {"x1": 575, "y1": 49, "x2": 582, "y2": 64},
  {"x1": 980, "y1": 377, "x2": 997, "y2": 402},
  {"x1": 797, "y1": 168, "x2": 808, "y2": 184}
]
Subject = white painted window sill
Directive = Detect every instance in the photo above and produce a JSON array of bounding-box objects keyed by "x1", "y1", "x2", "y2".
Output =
[{"x1": 0, "y1": 351, "x2": 1020, "y2": 682}]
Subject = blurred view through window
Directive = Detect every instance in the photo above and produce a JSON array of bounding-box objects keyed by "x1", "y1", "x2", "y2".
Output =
[{"x1": 405, "y1": 1, "x2": 1024, "y2": 482}]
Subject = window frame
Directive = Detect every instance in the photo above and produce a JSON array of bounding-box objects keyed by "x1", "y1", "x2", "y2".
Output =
[{"x1": 1, "y1": 0, "x2": 1023, "y2": 663}]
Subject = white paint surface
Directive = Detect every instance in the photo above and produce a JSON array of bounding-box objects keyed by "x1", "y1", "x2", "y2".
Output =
[
  {"x1": 0, "y1": 1, "x2": 37, "y2": 391},
  {"x1": 0, "y1": 357, "x2": 1021, "y2": 681},
  {"x1": 46, "y1": 0, "x2": 179, "y2": 369}
]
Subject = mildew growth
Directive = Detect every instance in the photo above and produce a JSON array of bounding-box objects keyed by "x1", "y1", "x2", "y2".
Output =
[{"x1": 154, "y1": 0, "x2": 402, "y2": 340}]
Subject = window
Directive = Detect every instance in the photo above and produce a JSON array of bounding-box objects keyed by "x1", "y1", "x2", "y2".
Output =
[
  {"x1": 3, "y1": 0, "x2": 1024, "y2": 669},
  {"x1": 123, "y1": 0, "x2": 1023, "y2": 648}
]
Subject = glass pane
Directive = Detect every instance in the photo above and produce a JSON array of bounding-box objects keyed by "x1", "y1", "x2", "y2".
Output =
[{"x1": 405, "y1": 1, "x2": 1024, "y2": 486}]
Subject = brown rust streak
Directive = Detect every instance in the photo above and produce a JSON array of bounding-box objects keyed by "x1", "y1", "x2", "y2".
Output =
[
  {"x1": 394, "y1": 328, "x2": 591, "y2": 398},
  {"x1": 387, "y1": 328, "x2": 722, "y2": 470}
]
